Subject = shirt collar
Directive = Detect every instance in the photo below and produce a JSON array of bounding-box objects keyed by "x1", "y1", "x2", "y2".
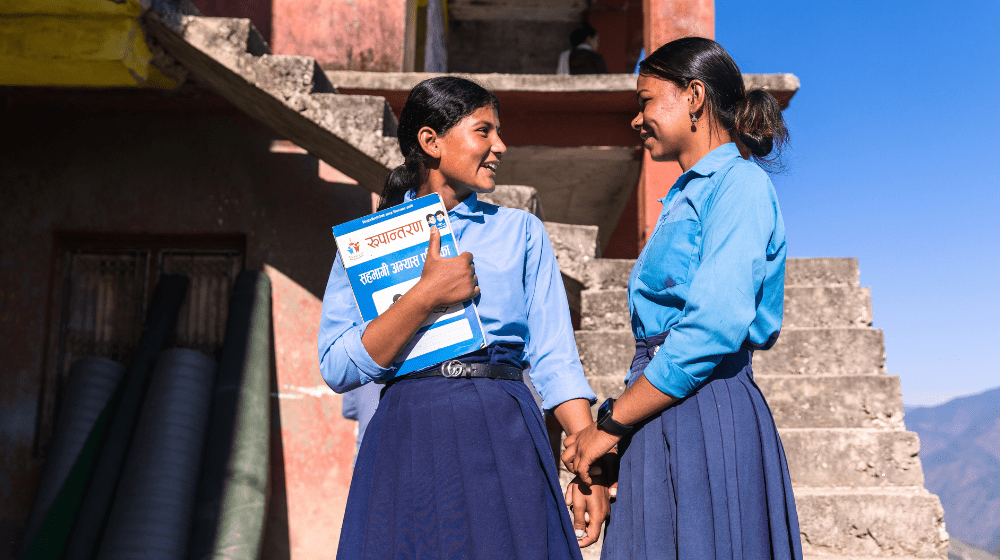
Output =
[
  {"x1": 658, "y1": 143, "x2": 741, "y2": 202},
  {"x1": 403, "y1": 189, "x2": 482, "y2": 218},
  {"x1": 685, "y1": 142, "x2": 741, "y2": 178}
]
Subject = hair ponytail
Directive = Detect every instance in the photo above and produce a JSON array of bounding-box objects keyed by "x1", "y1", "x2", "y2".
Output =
[
  {"x1": 640, "y1": 37, "x2": 790, "y2": 170},
  {"x1": 376, "y1": 76, "x2": 500, "y2": 211},
  {"x1": 735, "y1": 89, "x2": 788, "y2": 163},
  {"x1": 378, "y1": 151, "x2": 423, "y2": 211}
]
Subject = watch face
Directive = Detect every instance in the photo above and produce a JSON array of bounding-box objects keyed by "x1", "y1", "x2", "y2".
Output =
[{"x1": 598, "y1": 398, "x2": 613, "y2": 423}]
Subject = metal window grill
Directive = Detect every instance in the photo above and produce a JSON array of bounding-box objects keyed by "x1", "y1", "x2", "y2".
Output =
[{"x1": 159, "y1": 250, "x2": 243, "y2": 359}]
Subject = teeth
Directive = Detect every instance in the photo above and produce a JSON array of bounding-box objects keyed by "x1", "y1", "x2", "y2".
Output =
[{"x1": 484, "y1": 162, "x2": 498, "y2": 172}]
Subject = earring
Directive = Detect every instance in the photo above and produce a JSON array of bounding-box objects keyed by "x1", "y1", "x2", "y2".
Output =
[{"x1": 690, "y1": 112, "x2": 698, "y2": 123}]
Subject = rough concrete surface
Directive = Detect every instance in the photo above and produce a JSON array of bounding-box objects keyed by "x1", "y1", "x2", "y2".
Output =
[
  {"x1": 755, "y1": 328, "x2": 887, "y2": 376},
  {"x1": 324, "y1": 70, "x2": 800, "y2": 95},
  {"x1": 784, "y1": 286, "x2": 874, "y2": 328},
  {"x1": 781, "y1": 429, "x2": 923, "y2": 488},
  {"x1": 543, "y1": 222, "x2": 598, "y2": 285},
  {"x1": 795, "y1": 487, "x2": 948, "y2": 558},
  {"x1": 478, "y1": 185, "x2": 545, "y2": 219},
  {"x1": 786, "y1": 258, "x2": 860, "y2": 287},
  {"x1": 757, "y1": 375, "x2": 904, "y2": 429}
]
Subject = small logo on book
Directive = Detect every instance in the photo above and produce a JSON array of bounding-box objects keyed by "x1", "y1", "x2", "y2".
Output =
[{"x1": 344, "y1": 236, "x2": 363, "y2": 261}]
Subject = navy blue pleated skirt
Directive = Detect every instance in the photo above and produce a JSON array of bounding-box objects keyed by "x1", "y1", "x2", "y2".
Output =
[
  {"x1": 601, "y1": 333, "x2": 803, "y2": 560},
  {"x1": 337, "y1": 347, "x2": 583, "y2": 560}
]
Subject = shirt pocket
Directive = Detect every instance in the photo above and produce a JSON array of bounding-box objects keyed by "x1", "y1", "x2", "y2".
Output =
[{"x1": 637, "y1": 218, "x2": 701, "y2": 292}]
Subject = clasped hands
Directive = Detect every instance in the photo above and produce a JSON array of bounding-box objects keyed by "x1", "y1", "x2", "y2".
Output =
[{"x1": 561, "y1": 424, "x2": 622, "y2": 547}]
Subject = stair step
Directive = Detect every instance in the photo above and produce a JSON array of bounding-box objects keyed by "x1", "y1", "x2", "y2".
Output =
[
  {"x1": 144, "y1": 13, "x2": 402, "y2": 191},
  {"x1": 579, "y1": 285, "x2": 873, "y2": 332},
  {"x1": 787, "y1": 258, "x2": 860, "y2": 287},
  {"x1": 756, "y1": 328, "x2": 885, "y2": 376},
  {"x1": 544, "y1": 222, "x2": 598, "y2": 285},
  {"x1": 300, "y1": 93, "x2": 399, "y2": 155},
  {"x1": 245, "y1": 54, "x2": 336, "y2": 98},
  {"x1": 585, "y1": 258, "x2": 635, "y2": 290},
  {"x1": 757, "y1": 375, "x2": 903, "y2": 429},
  {"x1": 781, "y1": 429, "x2": 923, "y2": 488},
  {"x1": 576, "y1": 327, "x2": 886, "y2": 379},
  {"x1": 582, "y1": 257, "x2": 861, "y2": 291},
  {"x1": 794, "y1": 487, "x2": 947, "y2": 558},
  {"x1": 785, "y1": 286, "x2": 873, "y2": 328}
]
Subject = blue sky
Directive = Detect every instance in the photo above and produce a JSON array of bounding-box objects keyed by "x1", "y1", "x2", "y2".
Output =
[{"x1": 717, "y1": 0, "x2": 1000, "y2": 405}]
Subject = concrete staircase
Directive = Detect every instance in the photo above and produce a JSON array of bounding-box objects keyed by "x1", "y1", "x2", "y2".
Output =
[
  {"x1": 562, "y1": 231, "x2": 949, "y2": 559},
  {"x1": 141, "y1": 0, "x2": 402, "y2": 192}
]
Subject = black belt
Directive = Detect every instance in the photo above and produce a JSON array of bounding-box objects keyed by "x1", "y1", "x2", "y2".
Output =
[{"x1": 400, "y1": 360, "x2": 523, "y2": 382}]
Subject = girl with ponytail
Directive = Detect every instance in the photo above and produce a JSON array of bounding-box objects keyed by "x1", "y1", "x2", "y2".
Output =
[
  {"x1": 562, "y1": 37, "x2": 803, "y2": 560},
  {"x1": 319, "y1": 76, "x2": 608, "y2": 559}
]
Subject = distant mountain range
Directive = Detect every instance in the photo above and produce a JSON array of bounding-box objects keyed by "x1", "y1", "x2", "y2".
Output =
[{"x1": 904, "y1": 386, "x2": 1000, "y2": 555}]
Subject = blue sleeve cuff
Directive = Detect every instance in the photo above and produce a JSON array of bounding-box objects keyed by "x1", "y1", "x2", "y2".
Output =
[
  {"x1": 642, "y1": 355, "x2": 696, "y2": 399},
  {"x1": 535, "y1": 370, "x2": 597, "y2": 414},
  {"x1": 343, "y1": 320, "x2": 394, "y2": 383}
]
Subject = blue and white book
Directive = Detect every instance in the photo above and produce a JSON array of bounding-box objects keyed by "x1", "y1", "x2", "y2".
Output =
[{"x1": 332, "y1": 193, "x2": 486, "y2": 375}]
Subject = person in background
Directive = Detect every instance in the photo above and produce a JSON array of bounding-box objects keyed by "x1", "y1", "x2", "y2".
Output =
[
  {"x1": 561, "y1": 37, "x2": 803, "y2": 560},
  {"x1": 340, "y1": 381, "x2": 381, "y2": 467},
  {"x1": 557, "y1": 24, "x2": 609, "y2": 75}
]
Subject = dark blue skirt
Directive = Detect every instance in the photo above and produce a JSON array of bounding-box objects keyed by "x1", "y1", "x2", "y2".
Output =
[
  {"x1": 337, "y1": 371, "x2": 583, "y2": 560},
  {"x1": 601, "y1": 334, "x2": 803, "y2": 560}
]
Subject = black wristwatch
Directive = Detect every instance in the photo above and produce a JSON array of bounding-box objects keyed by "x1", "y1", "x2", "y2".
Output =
[{"x1": 597, "y1": 398, "x2": 633, "y2": 437}]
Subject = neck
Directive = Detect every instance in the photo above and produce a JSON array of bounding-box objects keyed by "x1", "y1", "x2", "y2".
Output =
[
  {"x1": 678, "y1": 119, "x2": 735, "y2": 172},
  {"x1": 416, "y1": 171, "x2": 473, "y2": 210}
]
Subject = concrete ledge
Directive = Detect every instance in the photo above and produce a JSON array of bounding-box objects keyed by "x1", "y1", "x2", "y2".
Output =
[
  {"x1": 757, "y1": 375, "x2": 904, "y2": 429},
  {"x1": 787, "y1": 258, "x2": 860, "y2": 287},
  {"x1": 781, "y1": 429, "x2": 924, "y2": 488},
  {"x1": 325, "y1": 71, "x2": 799, "y2": 96},
  {"x1": 756, "y1": 327, "x2": 886, "y2": 376},
  {"x1": 795, "y1": 487, "x2": 948, "y2": 558},
  {"x1": 785, "y1": 286, "x2": 874, "y2": 329}
]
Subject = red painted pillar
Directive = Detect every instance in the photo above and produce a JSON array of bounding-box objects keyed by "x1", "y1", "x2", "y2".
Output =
[{"x1": 636, "y1": 0, "x2": 713, "y2": 248}]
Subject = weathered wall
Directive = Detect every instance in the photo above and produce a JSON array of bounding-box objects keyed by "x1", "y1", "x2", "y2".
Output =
[
  {"x1": 448, "y1": 20, "x2": 579, "y2": 74},
  {"x1": 271, "y1": 0, "x2": 407, "y2": 71},
  {"x1": 0, "y1": 89, "x2": 371, "y2": 557}
]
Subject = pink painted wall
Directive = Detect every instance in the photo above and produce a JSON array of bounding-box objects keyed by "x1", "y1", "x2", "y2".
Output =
[
  {"x1": 266, "y1": 265, "x2": 356, "y2": 558},
  {"x1": 271, "y1": 0, "x2": 407, "y2": 71}
]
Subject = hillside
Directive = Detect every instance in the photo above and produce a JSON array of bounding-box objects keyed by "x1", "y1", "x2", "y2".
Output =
[{"x1": 905, "y1": 387, "x2": 1000, "y2": 554}]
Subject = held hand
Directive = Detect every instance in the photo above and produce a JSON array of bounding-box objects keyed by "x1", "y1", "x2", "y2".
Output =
[
  {"x1": 564, "y1": 476, "x2": 610, "y2": 548},
  {"x1": 562, "y1": 422, "x2": 620, "y2": 484},
  {"x1": 416, "y1": 227, "x2": 479, "y2": 309}
]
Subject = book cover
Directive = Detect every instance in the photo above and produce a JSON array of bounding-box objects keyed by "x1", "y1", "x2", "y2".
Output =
[{"x1": 332, "y1": 193, "x2": 487, "y2": 376}]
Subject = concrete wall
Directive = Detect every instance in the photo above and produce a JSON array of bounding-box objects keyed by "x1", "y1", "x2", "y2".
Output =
[
  {"x1": 447, "y1": 20, "x2": 578, "y2": 74},
  {"x1": 0, "y1": 88, "x2": 372, "y2": 557}
]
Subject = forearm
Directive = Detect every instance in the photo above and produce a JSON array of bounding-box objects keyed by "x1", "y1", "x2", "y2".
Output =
[
  {"x1": 551, "y1": 398, "x2": 594, "y2": 435},
  {"x1": 360, "y1": 283, "x2": 435, "y2": 367},
  {"x1": 612, "y1": 374, "x2": 678, "y2": 426}
]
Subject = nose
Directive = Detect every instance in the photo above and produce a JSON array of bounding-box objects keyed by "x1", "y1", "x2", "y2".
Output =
[
  {"x1": 493, "y1": 134, "x2": 507, "y2": 157},
  {"x1": 631, "y1": 112, "x2": 643, "y2": 131}
]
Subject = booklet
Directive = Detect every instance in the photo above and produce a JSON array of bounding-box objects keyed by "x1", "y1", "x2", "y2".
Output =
[{"x1": 332, "y1": 193, "x2": 486, "y2": 376}]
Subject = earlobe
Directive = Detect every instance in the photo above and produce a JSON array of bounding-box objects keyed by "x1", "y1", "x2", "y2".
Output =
[{"x1": 417, "y1": 126, "x2": 440, "y2": 158}]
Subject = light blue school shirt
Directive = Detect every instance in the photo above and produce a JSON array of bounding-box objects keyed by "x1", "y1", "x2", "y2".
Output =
[
  {"x1": 318, "y1": 190, "x2": 596, "y2": 412},
  {"x1": 629, "y1": 143, "x2": 786, "y2": 399}
]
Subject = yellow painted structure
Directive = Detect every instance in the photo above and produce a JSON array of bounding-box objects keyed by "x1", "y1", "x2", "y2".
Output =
[{"x1": 0, "y1": 0, "x2": 177, "y2": 87}]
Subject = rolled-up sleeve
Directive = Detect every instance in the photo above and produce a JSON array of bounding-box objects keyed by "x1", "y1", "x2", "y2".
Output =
[
  {"x1": 523, "y1": 216, "x2": 597, "y2": 412},
  {"x1": 318, "y1": 254, "x2": 393, "y2": 393},
  {"x1": 643, "y1": 165, "x2": 776, "y2": 398}
]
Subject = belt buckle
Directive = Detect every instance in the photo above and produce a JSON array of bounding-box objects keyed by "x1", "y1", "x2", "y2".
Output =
[
  {"x1": 652, "y1": 345, "x2": 660, "y2": 357},
  {"x1": 441, "y1": 360, "x2": 465, "y2": 378}
]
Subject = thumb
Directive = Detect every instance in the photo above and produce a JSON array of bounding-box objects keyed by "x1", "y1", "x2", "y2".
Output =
[{"x1": 427, "y1": 226, "x2": 441, "y2": 259}]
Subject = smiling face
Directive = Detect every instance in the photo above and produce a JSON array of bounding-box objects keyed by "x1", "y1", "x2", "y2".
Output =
[
  {"x1": 434, "y1": 105, "x2": 505, "y2": 196},
  {"x1": 632, "y1": 74, "x2": 695, "y2": 163}
]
